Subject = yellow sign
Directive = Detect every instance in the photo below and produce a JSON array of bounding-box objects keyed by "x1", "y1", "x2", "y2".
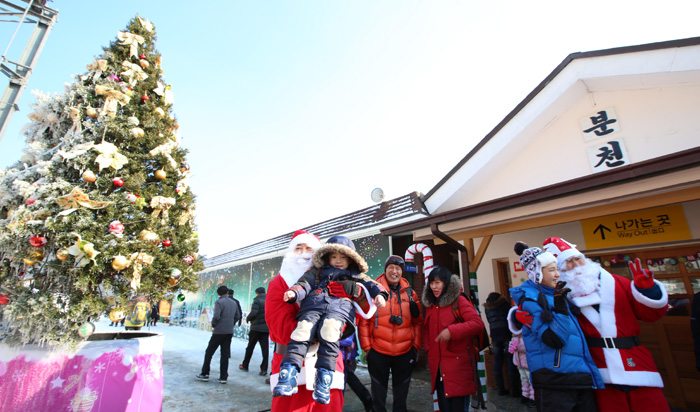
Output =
[{"x1": 581, "y1": 205, "x2": 691, "y2": 249}]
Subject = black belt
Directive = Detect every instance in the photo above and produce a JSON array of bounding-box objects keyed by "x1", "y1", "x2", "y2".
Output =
[
  {"x1": 586, "y1": 336, "x2": 640, "y2": 349},
  {"x1": 274, "y1": 343, "x2": 287, "y2": 355}
]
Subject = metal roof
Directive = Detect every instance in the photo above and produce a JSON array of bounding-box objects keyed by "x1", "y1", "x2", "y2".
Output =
[{"x1": 203, "y1": 191, "x2": 426, "y2": 268}]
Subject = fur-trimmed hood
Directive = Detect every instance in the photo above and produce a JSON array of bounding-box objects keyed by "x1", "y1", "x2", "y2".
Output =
[
  {"x1": 421, "y1": 274, "x2": 462, "y2": 308},
  {"x1": 312, "y1": 242, "x2": 369, "y2": 274},
  {"x1": 483, "y1": 295, "x2": 509, "y2": 310}
]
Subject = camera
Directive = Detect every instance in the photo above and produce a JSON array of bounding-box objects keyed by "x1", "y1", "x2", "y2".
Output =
[{"x1": 389, "y1": 315, "x2": 403, "y2": 325}]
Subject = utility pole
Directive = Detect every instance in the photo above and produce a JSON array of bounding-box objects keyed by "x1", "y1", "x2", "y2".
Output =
[{"x1": 0, "y1": 0, "x2": 58, "y2": 144}]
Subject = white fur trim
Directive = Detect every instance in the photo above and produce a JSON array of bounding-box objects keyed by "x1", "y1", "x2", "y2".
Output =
[
  {"x1": 289, "y1": 232, "x2": 321, "y2": 251},
  {"x1": 597, "y1": 366, "x2": 664, "y2": 387},
  {"x1": 631, "y1": 279, "x2": 668, "y2": 309},
  {"x1": 507, "y1": 306, "x2": 523, "y2": 335},
  {"x1": 579, "y1": 268, "x2": 616, "y2": 337},
  {"x1": 353, "y1": 283, "x2": 377, "y2": 319},
  {"x1": 570, "y1": 292, "x2": 601, "y2": 307},
  {"x1": 536, "y1": 251, "x2": 557, "y2": 267}
]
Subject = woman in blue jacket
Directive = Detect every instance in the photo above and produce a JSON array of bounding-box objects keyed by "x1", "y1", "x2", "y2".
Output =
[{"x1": 510, "y1": 242, "x2": 603, "y2": 412}]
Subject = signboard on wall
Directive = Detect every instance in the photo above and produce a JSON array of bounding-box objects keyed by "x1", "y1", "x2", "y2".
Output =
[{"x1": 581, "y1": 204, "x2": 691, "y2": 249}]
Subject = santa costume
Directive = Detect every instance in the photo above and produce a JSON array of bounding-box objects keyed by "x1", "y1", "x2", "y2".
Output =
[
  {"x1": 542, "y1": 237, "x2": 670, "y2": 412},
  {"x1": 265, "y1": 230, "x2": 345, "y2": 411}
]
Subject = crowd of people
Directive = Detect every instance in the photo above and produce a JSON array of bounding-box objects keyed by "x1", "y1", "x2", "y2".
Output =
[{"x1": 187, "y1": 231, "x2": 676, "y2": 412}]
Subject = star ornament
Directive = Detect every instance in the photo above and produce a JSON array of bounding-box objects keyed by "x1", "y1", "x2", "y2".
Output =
[
  {"x1": 50, "y1": 376, "x2": 65, "y2": 389},
  {"x1": 93, "y1": 141, "x2": 128, "y2": 171}
]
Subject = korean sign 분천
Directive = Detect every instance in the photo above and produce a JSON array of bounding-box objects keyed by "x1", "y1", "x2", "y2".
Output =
[
  {"x1": 586, "y1": 139, "x2": 629, "y2": 173},
  {"x1": 580, "y1": 107, "x2": 621, "y2": 142},
  {"x1": 581, "y1": 205, "x2": 691, "y2": 249}
]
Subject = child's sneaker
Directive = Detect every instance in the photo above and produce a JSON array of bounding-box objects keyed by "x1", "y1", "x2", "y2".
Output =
[
  {"x1": 272, "y1": 363, "x2": 298, "y2": 397},
  {"x1": 312, "y1": 368, "x2": 333, "y2": 405}
]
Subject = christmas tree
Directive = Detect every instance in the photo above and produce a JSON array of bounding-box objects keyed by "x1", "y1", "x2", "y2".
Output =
[{"x1": 0, "y1": 16, "x2": 203, "y2": 347}]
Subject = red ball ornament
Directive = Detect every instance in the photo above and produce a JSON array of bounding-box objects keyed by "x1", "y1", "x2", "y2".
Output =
[
  {"x1": 29, "y1": 235, "x2": 48, "y2": 248},
  {"x1": 0, "y1": 294, "x2": 8, "y2": 305},
  {"x1": 162, "y1": 239, "x2": 172, "y2": 247},
  {"x1": 26, "y1": 198, "x2": 36, "y2": 206},
  {"x1": 113, "y1": 177, "x2": 124, "y2": 187},
  {"x1": 139, "y1": 54, "x2": 146, "y2": 60},
  {"x1": 141, "y1": 94, "x2": 150, "y2": 102}
]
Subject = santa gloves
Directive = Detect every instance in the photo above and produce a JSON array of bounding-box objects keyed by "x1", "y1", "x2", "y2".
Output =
[
  {"x1": 629, "y1": 258, "x2": 655, "y2": 289},
  {"x1": 553, "y1": 281, "x2": 571, "y2": 315},
  {"x1": 328, "y1": 280, "x2": 360, "y2": 299},
  {"x1": 514, "y1": 304, "x2": 533, "y2": 329}
]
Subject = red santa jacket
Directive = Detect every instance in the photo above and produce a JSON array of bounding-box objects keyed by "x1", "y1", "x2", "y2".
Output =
[
  {"x1": 575, "y1": 268, "x2": 668, "y2": 388},
  {"x1": 266, "y1": 273, "x2": 344, "y2": 412}
]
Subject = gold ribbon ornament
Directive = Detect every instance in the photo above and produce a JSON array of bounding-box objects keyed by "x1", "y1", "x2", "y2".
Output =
[
  {"x1": 117, "y1": 31, "x2": 145, "y2": 59},
  {"x1": 56, "y1": 187, "x2": 113, "y2": 211},
  {"x1": 95, "y1": 85, "x2": 130, "y2": 118},
  {"x1": 150, "y1": 196, "x2": 176, "y2": 218},
  {"x1": 128, "y1": 252, "x2": 154, "y2": 290},
  {"x1": 120, "y1": 60, "x2": 149, "y2": 87},
  {"x1": 86, "y1": 59, "x2": 108, "y2": 82},
  {"x1": 149, "y1": 141, "x2": 178, "y2": 169}
]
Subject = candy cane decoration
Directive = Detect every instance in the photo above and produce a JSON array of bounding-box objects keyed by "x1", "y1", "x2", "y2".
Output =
[{"x1": 405, "y1": 243, "x2": 434, "y2": 283}]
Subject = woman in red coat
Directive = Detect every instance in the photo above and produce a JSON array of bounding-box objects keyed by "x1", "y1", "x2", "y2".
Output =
[{"x1": 422, "y1": 267, "x2": 485, "y2": 411}]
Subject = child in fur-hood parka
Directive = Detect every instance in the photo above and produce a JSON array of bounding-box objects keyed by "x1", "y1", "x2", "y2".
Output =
[
  {"x1": 273, "y1": 235, "x2": 388, "y2": 405},
  {"x1": 421, "y1": 267, "x2": 485, "y2": 412}
]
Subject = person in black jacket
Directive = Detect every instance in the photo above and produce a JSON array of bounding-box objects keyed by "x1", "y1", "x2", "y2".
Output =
[
  {"x1": 483, "y1": 292, "x2": 519, "y2": 397},
  {"x1": 240, "y1": 287, "x2": 270, "y2": 376},
  {"x1": 227, "y1": 288, "x2": 242, "y2": 327}
]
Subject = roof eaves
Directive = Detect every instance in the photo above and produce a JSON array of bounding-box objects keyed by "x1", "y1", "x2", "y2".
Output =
[{"x1": 421, "y1": 36, "x2": 700, "y2": 204}]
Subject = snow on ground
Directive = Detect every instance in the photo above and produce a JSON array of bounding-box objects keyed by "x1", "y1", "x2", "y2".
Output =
[{"x1": 94, "y1": 319, "x2": 435, "y2": 411}]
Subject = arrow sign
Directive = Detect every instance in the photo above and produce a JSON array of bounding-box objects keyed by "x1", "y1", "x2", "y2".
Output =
[{"x1": 593, "y1": 224, "x2": 611, "y2": 240}]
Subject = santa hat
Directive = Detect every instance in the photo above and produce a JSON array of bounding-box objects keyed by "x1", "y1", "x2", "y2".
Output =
[
  {"x1": 514, "y1": 241, "x2": 556, "y2": 284},
  {"x1": 542, "y1": 237, "x2": 584, "y2": 270},
  {"x1": 287, "y1": 230, "x2": 321, "y2": 252}
]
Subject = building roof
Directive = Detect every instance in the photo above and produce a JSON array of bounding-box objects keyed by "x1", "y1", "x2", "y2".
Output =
[
  {"x1": 203, "y1": 191, "x2": 426, "y2": 268},
  {"x1": 423, "y1": 36, "x2": 700, "y2": 208},
  {"x1": 382, "y1": 36, "x2": 700, "y2": 237}
]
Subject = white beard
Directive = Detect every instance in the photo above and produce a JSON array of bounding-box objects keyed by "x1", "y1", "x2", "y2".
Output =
[
  {"x1": 279, "y1": 251, "x2": 313, "y2": 286},
  {"x1": 560, "y1": 259, "x2": 601, "y2": 298}
]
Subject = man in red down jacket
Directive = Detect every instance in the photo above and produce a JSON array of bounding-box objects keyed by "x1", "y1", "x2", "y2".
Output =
[
  {"x1": 358, "y1": 255, "x2": 422, "y2": 412},
  {"x1": 266, "y1": 230, "x2": 345, "y2": 412},
  {"x1": 421, "y1": 267, "x2": 485, "y2": 411}
]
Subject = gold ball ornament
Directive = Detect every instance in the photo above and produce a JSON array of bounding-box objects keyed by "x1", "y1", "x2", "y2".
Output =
[
  {"x1": 56, "y1": 247, "x2": 70, "y2": 261},
  {"x1": 111, "y1": 255, "x2": 129, "y2": 271},
  {"x1": 109, "y1": 307, "x2": 126, "y2": 322},
  {"x1": 23, "y1": 249, "x2": 44, "y2": 265},
  {"x1": 154, "y1": 169, "x2": 166, "y2": 180},
  {"x1": 86, "y1": 108, "x2": 98, "y2": 119},
  {"x1": 139, "y1": 59, "x2": 150, "y2": 69},
  {"x1": 154, "y1": 107, "x2": 165, "y2": 118},
  {"x1": 168, "y1": 278, "x2": 179, "y2": 287},
  {"x1": 82, "y1": 170, "x2": 97, "y2": 183},
  {"x1": 130, "y1": 127, "x2": 145, "y2": 138}
]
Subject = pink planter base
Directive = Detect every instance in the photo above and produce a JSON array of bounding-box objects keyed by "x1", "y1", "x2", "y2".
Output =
[{"x1": 0, "y1": 331, "x2": 164, "y2": 412}]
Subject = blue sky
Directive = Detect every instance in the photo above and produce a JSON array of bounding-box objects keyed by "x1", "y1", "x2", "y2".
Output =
[{"x1": 1, "y1": 1, "x2": 699, "y2": 257}]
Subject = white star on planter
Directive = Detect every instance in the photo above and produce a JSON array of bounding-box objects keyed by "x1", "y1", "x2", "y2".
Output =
[{"x1": 50, "y1": 376, "x2": 65, "y2": 389}]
